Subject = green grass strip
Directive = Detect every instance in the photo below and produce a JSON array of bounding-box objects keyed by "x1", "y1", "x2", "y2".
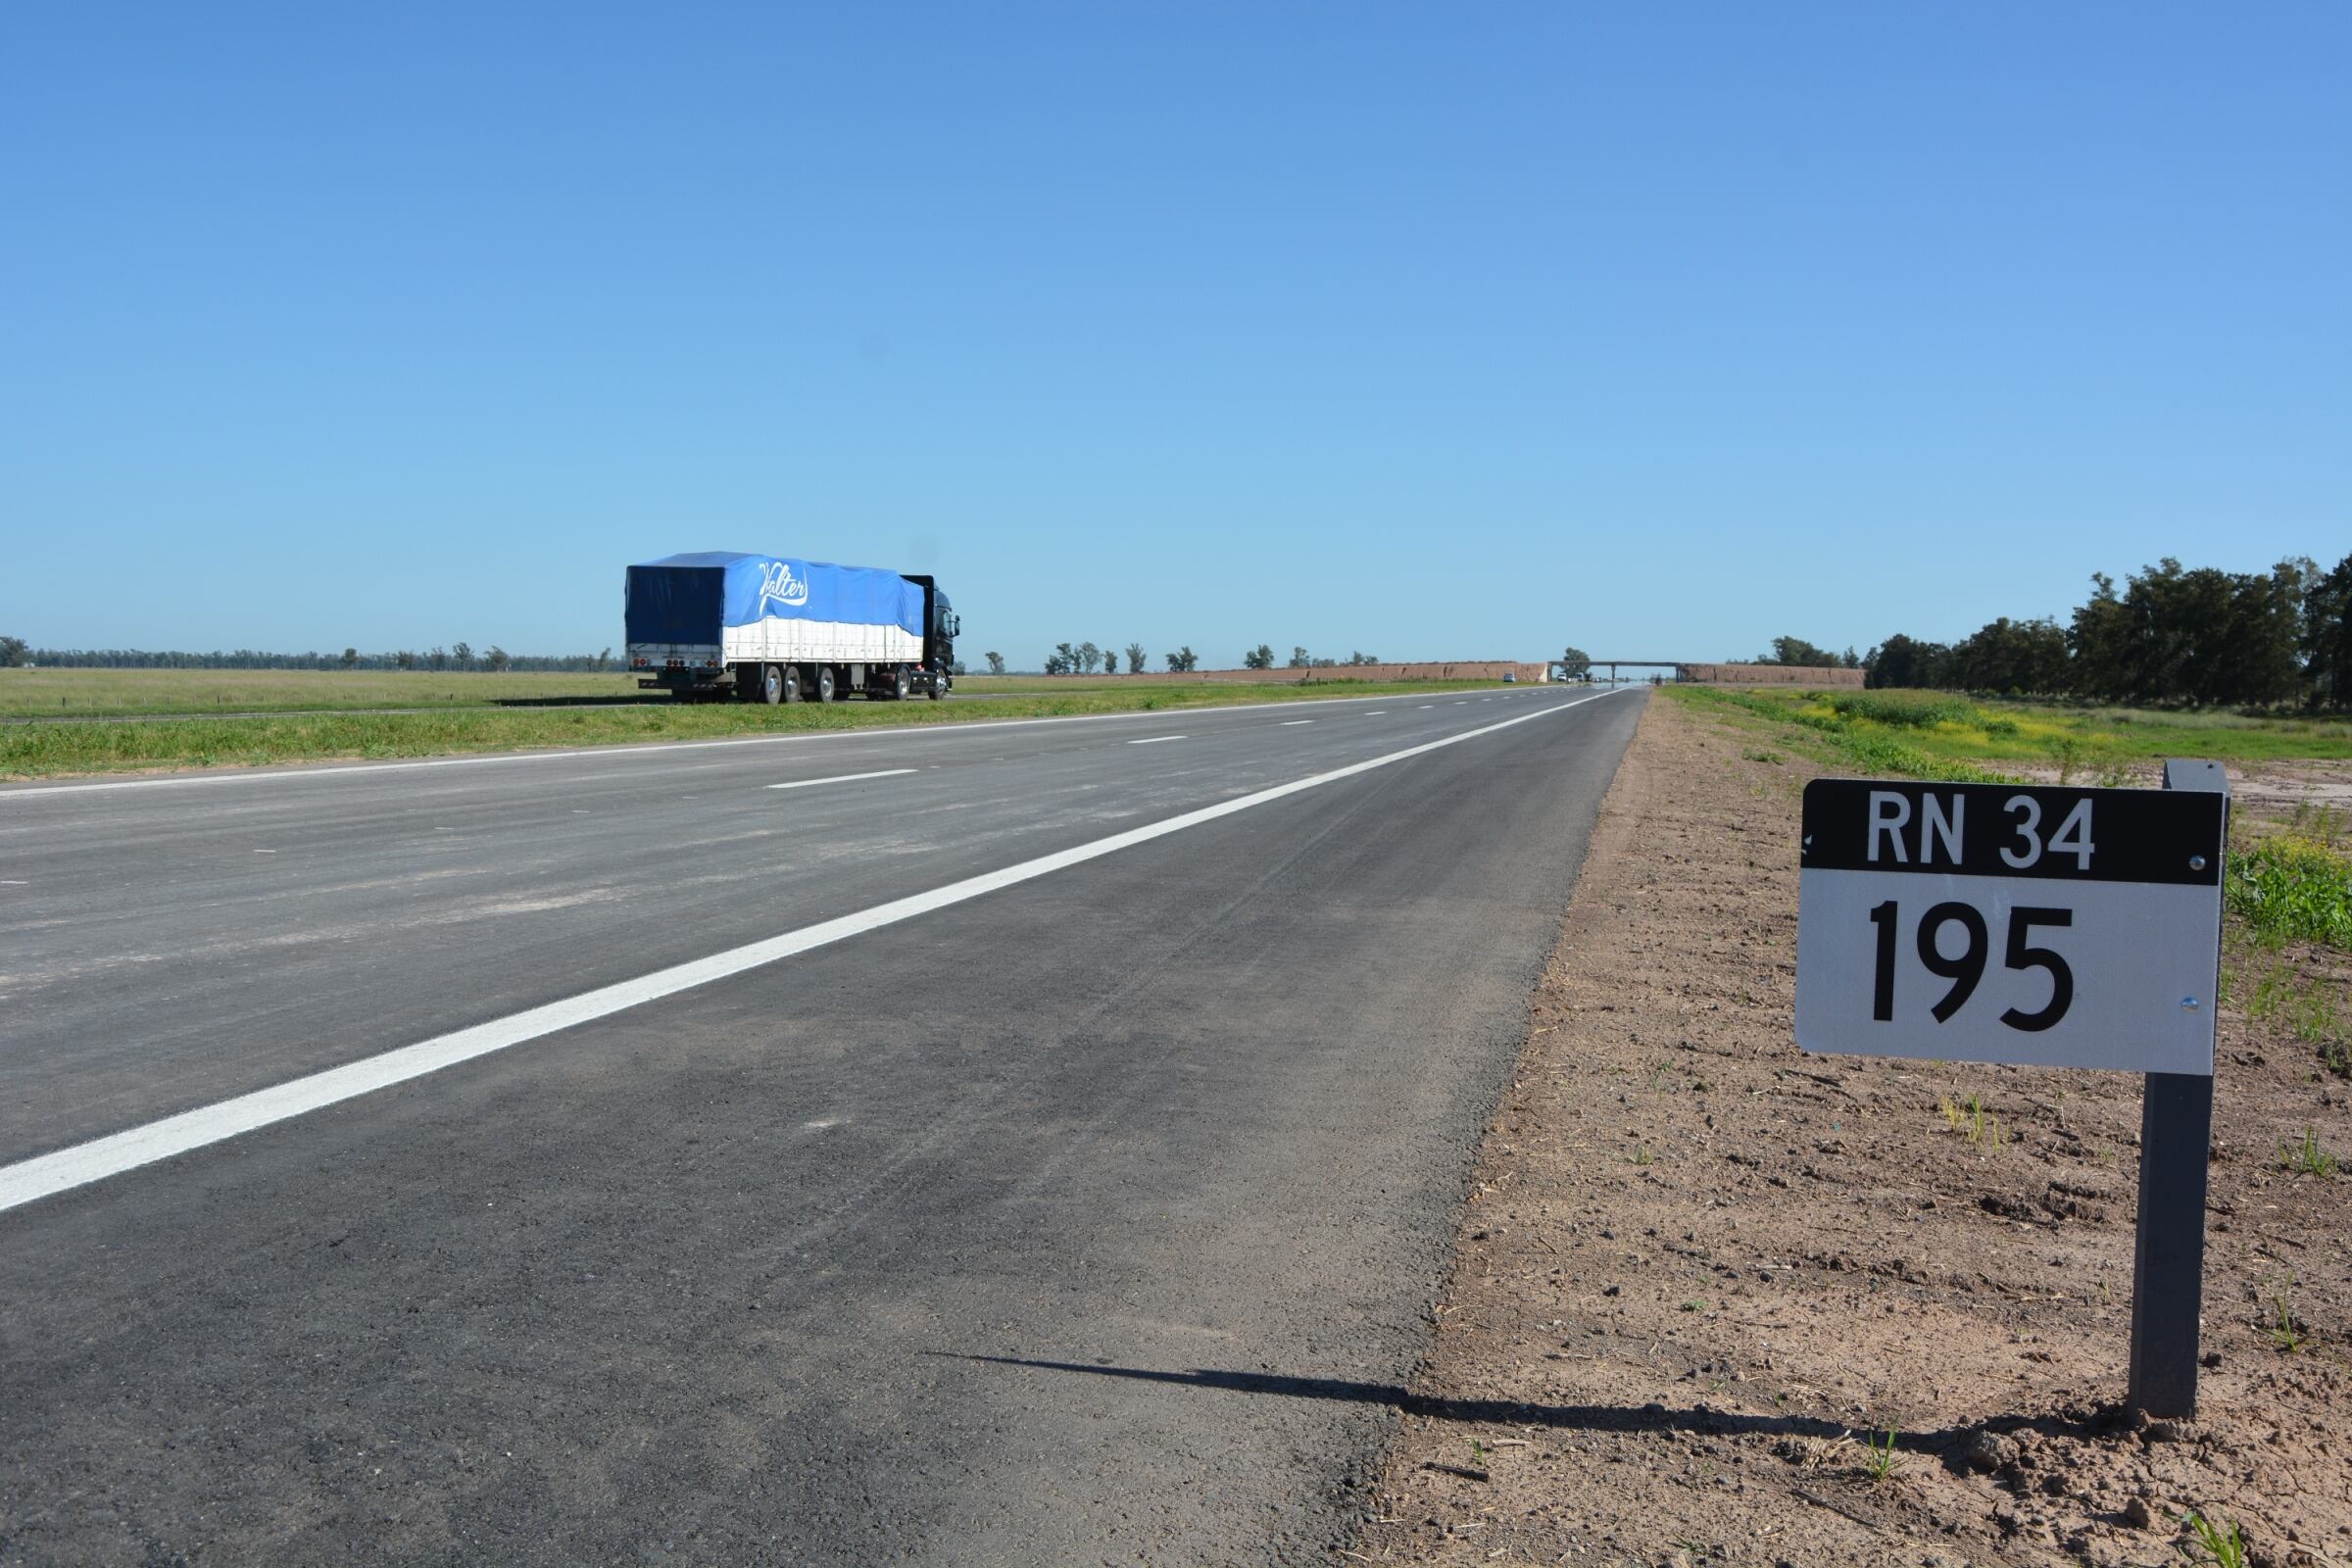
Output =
[{"x1": 0, "y1": 680, "x2": 1511, "y2": 781}]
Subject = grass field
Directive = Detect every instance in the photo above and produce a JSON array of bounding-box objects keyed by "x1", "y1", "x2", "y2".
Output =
[
  {"x1": 0, "y1": 667, "x2": 1353, "y2": 718},
  {"x1": 1667, "y1": 685, "x2": 2352, "y2": 783},
  {"x1": 0, "y1": 672, "x2": 1510, "y2": 779},
  {"x1": 0, "y1": 667, "x2": 648, "y2": 716}
]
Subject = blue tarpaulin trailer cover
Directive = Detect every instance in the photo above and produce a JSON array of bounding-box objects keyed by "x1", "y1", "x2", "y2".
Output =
[{"x1": 625, "y1": 553, "x2": 925, "y2": 645}]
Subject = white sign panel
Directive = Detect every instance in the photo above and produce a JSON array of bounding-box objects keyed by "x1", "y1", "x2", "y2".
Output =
[{"x1": 1794, "y1": 779, "x2": 2227, "y2": 1075}]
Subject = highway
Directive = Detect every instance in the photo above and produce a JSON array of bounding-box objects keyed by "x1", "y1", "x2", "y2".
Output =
[{"x1": 0, "y1": 684, "x2": 1643, "y2": 1565}]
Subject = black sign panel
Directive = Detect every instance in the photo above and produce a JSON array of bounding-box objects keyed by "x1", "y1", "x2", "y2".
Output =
[{"x1": 1800, "y1": 780, "x2": 2224, "y2": 887}]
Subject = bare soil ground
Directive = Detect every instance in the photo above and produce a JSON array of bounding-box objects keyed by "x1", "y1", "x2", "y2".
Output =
[{"x1": 1354, "y1": 693, "x2": 2351, "y2": 1567}]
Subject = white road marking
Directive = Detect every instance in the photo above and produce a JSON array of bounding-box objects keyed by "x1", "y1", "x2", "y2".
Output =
[
  {"x1": 1126, "y1": 736, "x2": 1186, "y2": 745},
  {"x1": 1279, "y1": 720, "x2": 1314, "y2": 726},
  {"x1": 0, "y1": 879, "x2": 26, "y2": 885},
  {"x1": 1418, "y1": 705, "x2": 1435, "y2": 710},
  {"x1": 0, "y1": 686, "x2": 1633, "y2": 1213},
  {"x1": 1365, "y1": 711, "x2": 1387, "y2": 716},
  {"x1": 766, "y1": 768, "x2": 918, "y2": 791},
  {"x1": 253, "y1": 849, "x2": 276, "y2": 855}
]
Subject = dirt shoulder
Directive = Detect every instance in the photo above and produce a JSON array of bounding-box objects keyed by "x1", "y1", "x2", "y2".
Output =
[{"x1": 1356, "y1": 690, "x2": 2351, "y2": 1567}]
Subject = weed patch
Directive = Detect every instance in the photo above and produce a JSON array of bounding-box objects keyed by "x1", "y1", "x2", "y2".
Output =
[
  {"x1": 2278, "y1": 1127, "x2": 2339, "y2": 1177},
  {"x1": 2226, "y1": 836, "x2": 2352, "y2": 949},
  {"x1": 1937, "y1": 1094, "x2": 2010, "y2": 1150}
]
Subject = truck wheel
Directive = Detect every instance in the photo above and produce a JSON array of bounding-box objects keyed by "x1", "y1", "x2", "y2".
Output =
[
  {"x1": 781, "y1": 664, "x2": 802, "y2": 703},
  {"x1": 813, "y1": 665, "x2": 835, "y2": 703},
  {"x1": 927, "y1": 678, "x2": 944, "y2": 701},
  {"x1": 760, "y1": 663, "x2": 785, "y2": 705}
]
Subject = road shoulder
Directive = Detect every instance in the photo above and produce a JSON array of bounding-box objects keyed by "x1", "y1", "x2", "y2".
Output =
[{"x1": 1355, "y1": 688, "x2": 2352, "y2": 1567}]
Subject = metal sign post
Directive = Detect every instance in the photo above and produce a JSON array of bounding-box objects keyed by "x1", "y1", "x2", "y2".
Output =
[
  {"x1": 2128, "y1": 760, "x2": 2229, "y2": 1418},
  {"x1": 1793, "y1": 762, "x2": 2229, "y2": 1418}
]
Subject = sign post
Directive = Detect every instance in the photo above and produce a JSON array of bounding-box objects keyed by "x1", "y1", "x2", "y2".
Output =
[
  {"x1": 1794, "y1": 765, "x2": 2228, "y2": 1417},
  {"x1": 2127, "y1": 760, "x2": 2229, "y2": 1417}
]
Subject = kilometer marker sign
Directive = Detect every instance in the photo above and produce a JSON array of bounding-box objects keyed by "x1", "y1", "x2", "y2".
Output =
[{"x1": 1795, "y1": 779, "x2": 2226, "y2": 1075}]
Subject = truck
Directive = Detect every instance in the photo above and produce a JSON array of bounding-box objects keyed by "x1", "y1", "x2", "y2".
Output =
[{"x1": 624, "y1": 552, "x2": 960, "y2": 703}]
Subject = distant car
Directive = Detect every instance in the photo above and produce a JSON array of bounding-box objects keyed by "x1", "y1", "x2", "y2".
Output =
[{"x1": 1501, "y1": 671, "x2": 1517, "y2": 682}]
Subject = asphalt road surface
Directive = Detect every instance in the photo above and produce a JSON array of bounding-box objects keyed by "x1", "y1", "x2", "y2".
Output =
[{"x1": 0, "y1": 684, "x2": 1644, "y2": 1565}]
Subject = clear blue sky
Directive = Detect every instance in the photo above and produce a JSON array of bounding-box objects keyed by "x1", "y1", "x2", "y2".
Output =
[{"x1": 3, "y1": 3, "x2": 2344, "y2": 667}]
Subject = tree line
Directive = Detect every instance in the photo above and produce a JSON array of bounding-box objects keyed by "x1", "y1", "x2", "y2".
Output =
[
  {"x1": 1026, "y1": 642, "x2": 1380, "y2": 675},
  {"x1": 2, "y1": 642, "x2": 619, "y2": 673},
  {"x1": 1850, "y1": 553, "x2": 2351, "y2": 707}
]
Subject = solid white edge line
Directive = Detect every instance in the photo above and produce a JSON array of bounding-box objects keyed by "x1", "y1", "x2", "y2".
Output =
[
  {"x1": 765, "y1": 769, "x2": 919, "y2": 791},
  {"x1": 0, "y1": 686, "x2": 1634, "y2": 1214},
  {"x1": 0, "y1": 686, "x2": 1577, "y2": 800}
]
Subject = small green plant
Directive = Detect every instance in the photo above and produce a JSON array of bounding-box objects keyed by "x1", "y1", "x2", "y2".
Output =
[
  {"x1": 1680, "y1": 1299, "x2": 1704, "y2": 1313},
  {"x1": 1861, "y1": 1425, "x2": 1901, "y2": 1483},
  {"x1": 2176, "y1": 1508, "x2": 2248, "y2": 1567},
  {"x1": 1632, "y1": 1145, "x2": 1654, "y2": 1166},
  {"x1": 2262, "y1": 1277, "x2": 2307, "y2": 1353},
  {"x1": 2278, "y1": 1126, "x2": 2340, "y2": 1177},
  {"x1": 1741, "y1": 747, "x2": 1783, "y2": 763},
  {"x1": 1938, "y1": 1093, "x2": 2009, "y2": 1148},
  {"x1": 1469, "y1": 1437, "x2": 1489, "y2": 1467}
]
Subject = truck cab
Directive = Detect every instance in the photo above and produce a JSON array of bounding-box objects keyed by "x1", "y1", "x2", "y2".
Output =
[{"x1": 902, "y1": 575, "x2": 959, "y2": 698}]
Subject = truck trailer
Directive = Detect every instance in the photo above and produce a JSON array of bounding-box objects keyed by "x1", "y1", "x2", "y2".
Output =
[{"x1": 625, "y1": 552, "x2": 960, "y2": 703}]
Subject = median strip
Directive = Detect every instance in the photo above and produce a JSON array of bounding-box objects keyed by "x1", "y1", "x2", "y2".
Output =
[{"x1": 0, "y1": 687, "x2": 1631, "y2": 1213}]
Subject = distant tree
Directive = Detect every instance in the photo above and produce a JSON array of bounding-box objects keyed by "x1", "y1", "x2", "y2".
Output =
[
  {"x1": 484, "y1": 645, "x2": 512, "y2": 672},
  {"x1": 1243, "y1": 644, "x2": 1274, "y2": 670},
  {"x1": 2305, "y1": 552, "x2": 2352, "y2": 709},
  {"x1": 1864, "y1": 634, "x2": 1952, "y2": 689},
  {"x1": 951, "y1": 659, "x2": 968, "y2": 675},
  {"x1": 394, "y1": 650, "x2": 417, "y2": 670},
  {"x1": 1285, "y1": 645, "x2": 1309, "y2": 668},
  {"x1": 1050, "y1": 641, "x2": 1077, "y2": 674},
  {"x1": 1949, "y1": 617, "x2": 2071, "y2": 695},
  {"x1": 1076, "y1": 641, "x2": 1101, "y2": 675},
  {"x1": 451, "y1": 641, "x2": 473, "y2": 668},
  {"x1": 1165, "y1": 646, "x2": 1199, "y2": 672},
  {"x1": 427, "y1": 646, "x2": 449, "y2": 671},
  {"x1": 1558, "y1": 646, "x2": 1592, "y2": 680},
  {"x1": 1124, "y1": 642, "x2": 1146, "y2": 674},
  {"x1": 1758, "y1": 636, "x2": 1838, "y2": 667},
  {"x1": 1101, "y1": 645, "x2": 1119, "y2": 674},
  {"x1": 1841, "y1": 647, "x2": 1861, "y2": 669},
  {"x1": 2067, "y1": 558, "x2": 2307, "y2": 707},
  {"x1": 595, "y1": 646, "x2": 612, "y2": 672},
  {"x1": 341, "y1": 647, "x2": 360, "y2": 667},
  {"x1": 985, "y1": 650, "x2": 1006, "y2": 675},
  {"x1": 0, "y1": 634, "x2": 26, "y2": 666},
  {"x1": 2219, "y1": 560, "x2": 2308, "y2": 709},
  {"x1": 1346, "y1": 651, "x2": 1380, "y2": 666}
]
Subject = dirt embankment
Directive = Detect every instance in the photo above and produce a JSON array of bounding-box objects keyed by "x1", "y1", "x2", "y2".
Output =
[{"x1": 1357, "y1": 693, "x2": 2351, "y2": 1567}]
